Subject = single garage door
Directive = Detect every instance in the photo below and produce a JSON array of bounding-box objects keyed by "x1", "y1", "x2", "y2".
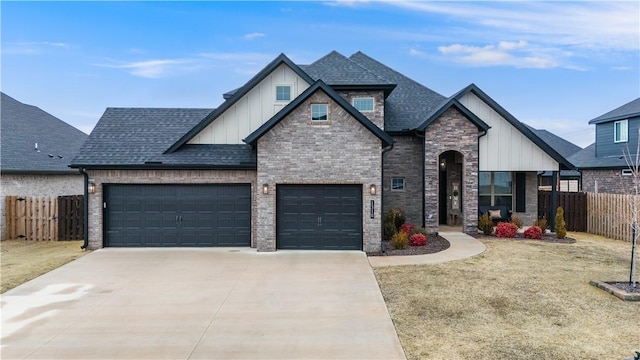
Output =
[
  {"x1": 277, "y1": 185, "x2": 362, "y2": 250},
  {"x1": 104, "y1": 184, "x2": 251, "y2": 247}
]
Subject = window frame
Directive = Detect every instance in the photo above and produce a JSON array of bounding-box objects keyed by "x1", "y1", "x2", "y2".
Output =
[
  {"x1": 275, "y1": 85, "x2": 292, "y2": 102},
  {"x1": 622, "y1": 169, "x2": 633, "y2": 176},
  {"x1": 391, "y1": 177, "x2": 405, "y2": 192},
  {"x1": 479, "y1": 171, "x2": 513, "y2": 210},
  {"x1": 353, "y1": 97, "x2": 374, "y2": 112},
  {"x1": 310, "y1": 103, "x2": 329, "y2": 122},
  {"x1": 614, "y1": 119, "x2": 628, "y2": 143}
]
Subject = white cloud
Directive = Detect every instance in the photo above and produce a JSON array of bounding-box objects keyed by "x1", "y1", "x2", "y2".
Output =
[
  {"x1": 243, "y1": 32, "x2": 265, "y2": 41},
  {"x1": 324, "y1": 0, "x2": 370, "y2": 8},
  {"x1": 437, "y1": 40, "x2": 559, "y2": 69},
  {"x1": 3, "y1": 41, "x2": 73, "y2": 55},
  {"x1": 95, "y1": 59, "x2": 193, "y2": 78}
]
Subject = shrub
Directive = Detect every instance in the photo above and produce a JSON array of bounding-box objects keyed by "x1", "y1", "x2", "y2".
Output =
[
  {"x1": 534, "y1": 217, "x2": 548, "y2": 233},
  {"x1": 478, "y1": 213, "x2": 494, "y2": 235},
  {"x1": 390, "y1": 231, "x2": 409, "y2": 249},
  {"x1": 495, "y1": 222, "x2": 518, "y2": 238},
  {"x1": 409, "y1": 233, "x2": 427, "y2": 246},
  {"x1": 555, "y1": 207, "x2": 567, "y2": 239},
  {"x1": 399, "y1": 223, "x2": 415, "y2": 234},
  {"x1": 411, "y1": 227, "x2": 428, "y2": 237},
  {"x1": 524, "y1": 226, "x2": 543, "y2": 239},
  {"x1": 510, "y1": 214, "x2": 523, "y2": 229},
  {"x1": 393, "y1": 209, "x2": 406, "y2": 231},
  {"x1": 383, "y1": 210, "x2": 398, "y2": 240}
]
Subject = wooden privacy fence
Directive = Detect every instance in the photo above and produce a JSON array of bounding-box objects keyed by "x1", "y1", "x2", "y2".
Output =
[
  {"x1": 5, "y1": 195, "x2": 83, "y2": 241},
  {"x1": 587, "y1": 192, "x2": 639, "y2": 242},
  {"x1": 538, "y1": 191, "x2": 587, "y2": 232}
]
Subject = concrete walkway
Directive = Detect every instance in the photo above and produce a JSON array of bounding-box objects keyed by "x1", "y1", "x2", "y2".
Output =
[
  {"x1": 368, "y1": 232, "x2": 486, "y2": 268},
  {"x1": 1, "y1": 249, "x2": 405, "y2": 360}
]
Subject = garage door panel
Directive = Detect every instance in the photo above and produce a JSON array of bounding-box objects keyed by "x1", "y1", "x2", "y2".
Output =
[{"x1": 105, "y1": 184, "x2": 251, "y2": 247}]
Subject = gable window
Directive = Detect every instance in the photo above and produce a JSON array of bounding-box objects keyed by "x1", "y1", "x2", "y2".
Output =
[
  {"x1": 614, "y1": 120, "x2": 628, "y2": 143},
  {"x1": 479, "y1": 171, "x2": 512, "y2": 211},
  {"x1": 311, "y1": 104, "x2": 328, "y2": 121},
  {"x1": 275, "y1": 85, "x2": 291, "y2": 101},
  {"x1": 353, "y1": 97, "x2": 374, "y2": 112},
  {"x1": 391, "y1": 177, "x2": 405, "y2": 191}
]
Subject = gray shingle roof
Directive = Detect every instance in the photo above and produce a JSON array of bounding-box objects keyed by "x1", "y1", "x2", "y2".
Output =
[
  {"x1": 70, "y1": 108, "x2": 256, "y2": 169},
  {"x1": 1, "y1": 92, "x2": 87, "y2": 174},
  {"x1": 568, "y1": 142, "x2": 630, "y2": 169},
  {"x1": 589, "y1": 97, "x2": 640, "y2": 124},
  {"x1": 300, "y1": 51, "x2": 395, "y2": 86},
  {"x1": 524, "y1": 125, "x2": 582, "y2": 159}
]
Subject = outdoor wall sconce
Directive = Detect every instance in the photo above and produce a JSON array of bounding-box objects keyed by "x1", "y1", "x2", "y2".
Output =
[
  {"x1": 369, "y1": 184, "x2": 376, "y2": 195},
  {"x1": 262, "y1": 184, "x2": 269, "y2": 195},
  {"x1": 88, "y1": 180, "x2": 96, "y2": 194},
  {"x1": 439, "y1": 158, "x2": 447, "y2": 170}
]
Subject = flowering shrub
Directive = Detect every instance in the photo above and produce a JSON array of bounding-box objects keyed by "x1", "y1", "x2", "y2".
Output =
[
  {"x1": 391, "y1": 231, "x2": 409, "y2": 249},
  {"x1": 524, "y1": 226, "x2": 543, "y2": 239},
  {"x1": 399, "y1": 223, "x2": 415, "y2": 234},
  {"x1": 409, "y1": 233, "x2": 427, "y2": 246},
  {"x1": 495, "y1": 222, "x2": 518, "y2": 238}
]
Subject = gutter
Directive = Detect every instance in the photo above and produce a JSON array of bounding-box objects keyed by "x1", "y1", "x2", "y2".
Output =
[{"x1": 79, "y1": 168, "x2": 89, "y2": 250}]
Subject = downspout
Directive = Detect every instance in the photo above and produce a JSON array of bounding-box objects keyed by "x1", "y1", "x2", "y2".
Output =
[
  {"x1": 413, "y1": 130, "x2": 426, "y2": 228},
  {"x1": 477, "y1": 130, "x2": 488, "y2": 230},
  {"x1": 381, "y1": 142, "x2": 394, "y2": 252},
  {"x1": 80, "y1": 168, "x2": 89, "y2": 250}
]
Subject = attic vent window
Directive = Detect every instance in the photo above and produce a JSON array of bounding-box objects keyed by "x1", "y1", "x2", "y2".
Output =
[
  {"x1": 311, "y1": 104, "x2": 328, "y2": 121},
  {"x1": 275, "y1": 85, "x2": 291, "y2": 101},
  {"x1": 353, "y1": 97, "x2": 374, "y2": 112}
]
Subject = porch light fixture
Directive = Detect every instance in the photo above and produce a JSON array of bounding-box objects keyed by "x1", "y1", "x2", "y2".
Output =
[
  {"x1": 262, "y1": 184, "x2": 269, "y2": 195},
  {"x1": 88, "y1": 180, "x2": 96, "y2": 194},
  {"x1": 439, "y1": 159, "x2": 447, "y2": 170},
  {"x1": 369, "y1": 184, "x2": 376, "y2": 195}
]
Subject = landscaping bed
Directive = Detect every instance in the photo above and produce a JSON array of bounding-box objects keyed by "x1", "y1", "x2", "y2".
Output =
[{"x1": 369, "y1": 234, "x2": 450, "y2": 256}]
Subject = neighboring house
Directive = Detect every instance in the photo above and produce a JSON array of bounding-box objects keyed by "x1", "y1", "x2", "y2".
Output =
[
  {"x1": 526, "y1": 125, "x2": 582, "y2": 192},
  {"x1": 71, "y1": 51, "x2": 573, "y2": 252},
  {"x1": 1, "y1": 92, "x2": 88, "y2": 240},
  {"x1": 570, "y1": 97, "x2": 640, "y2": 194}
]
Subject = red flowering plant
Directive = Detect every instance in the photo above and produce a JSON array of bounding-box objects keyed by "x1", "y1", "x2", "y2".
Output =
[
  {"x1": 495, "y1": 222, "x2": 518, "y2": 238},
  {"x1": 524, "y1": 226, "x2": 543, "y2": 239},
  {"x1": 409, "y1": 233, "x2": 427, "y2": 246},
  {"x1": 399, "y1": 223, "x2": 415, "y2": 234}
]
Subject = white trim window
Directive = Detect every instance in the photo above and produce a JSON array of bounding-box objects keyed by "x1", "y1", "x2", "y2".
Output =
[
  {"x1": 614, "y1": 119, "x2": 628, "y2": 143},
  {"x1": 479, "y1": 171, "x2": 512, "y2": 210},
  {"x1": 391, "y1": 177, "x2": 405, "y2": 191},
  {"x1": 622, "y1": 169, "x2": 633, "y2": 176},
  {"x1": 275, "y1": 85, "x2": 291, "y2": 101},
  {"x1": 353, "y1": 97, "x2": 374, "y2": 112},
  {"x1": 311, "y1": 104, "x2": 328, "y2": 121}
]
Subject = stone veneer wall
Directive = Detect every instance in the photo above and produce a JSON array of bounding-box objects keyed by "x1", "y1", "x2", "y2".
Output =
[
  {"x1": 257, "y1": 90, "x2": 383, "y2": 252},
  {"x1": 85, "y1": 169, "x2": 257, "y2": 249},
  {"x1": 582, "y1": 169, "x2": 635, "y2": 194},
  {"x1": 424, "y1": 108, "x2": 480, "y2": 234},
  {"x1": 1, "y1": 173, "x2": 84, "y2": 240},
  {"x1": 383, "y1": 135, "x2": 424, "y2": 226},
  {"x1": 513, "y1": 172, "x2": 538, "y2": 225}
]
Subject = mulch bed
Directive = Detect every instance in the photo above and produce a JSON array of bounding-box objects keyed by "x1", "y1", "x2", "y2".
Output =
[
  {"x1": 609, "y1": 282, "x2": 640, "y2": 294},
  {"x1": 473, "y1": 232, "x2": 576, "y2": 244},
  {"x1": 368, "y1": 234, "x2": 450, "y2": 256}
]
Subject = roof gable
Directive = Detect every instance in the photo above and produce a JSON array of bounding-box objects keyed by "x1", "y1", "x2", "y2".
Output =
[
  {"x1": 589, "y1": 97, "x2": 640, "y2": 124},
  {"x1": 1, "y1": 92, "x2": 87, "y2": 174},
  {"x1": 453, "y1": 84, "x2": 573, "y2": 169},
  {"x1": 415, "y1": 98, "x2": 489, "y2": 132},
  {"x1": 165, "y1": 53, "x2": 314, "y2": 153},
  {"x1": 243, "y1": 80, "x2": 393, "y2": 147}
]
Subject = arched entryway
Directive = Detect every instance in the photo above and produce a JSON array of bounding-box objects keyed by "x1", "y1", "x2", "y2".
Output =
[{"x1": 438, "y1": 150, "x2": 464, "y2": 228}]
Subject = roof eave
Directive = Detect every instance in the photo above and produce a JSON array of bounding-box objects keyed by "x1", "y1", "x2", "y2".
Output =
[
  {"x1": 70, "y1": 163, "x2": 257, "y2": 171},
  {"x1": 415, "y1": 98, "x2": 490, "y2": 133},
  {"x1": 588, "y1": 112, "x2": 640, "y2": 124},
  {"x1": 328, "y1": 83, "x2": 397, "y2": 99},
  {"x1": 1, "y1": 168, "x2": 82, "y2": 175}
]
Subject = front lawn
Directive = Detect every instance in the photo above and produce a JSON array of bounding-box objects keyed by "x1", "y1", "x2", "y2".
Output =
[
  {"x1": 375, "y1": 232, "x2": 640, "y2": 360},
  {"x1": 1, "y1": 239, "x2": 87, "y2": 293}
]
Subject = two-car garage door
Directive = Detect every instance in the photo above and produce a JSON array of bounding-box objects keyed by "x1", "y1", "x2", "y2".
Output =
[{"x1": 104, "y1": 184, "x2": 251, "y2": 247}]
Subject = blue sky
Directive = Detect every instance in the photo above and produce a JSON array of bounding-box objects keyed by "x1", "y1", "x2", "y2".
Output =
[{"x1": 2, "y1": 1, "x2": 639, "y2": 148}]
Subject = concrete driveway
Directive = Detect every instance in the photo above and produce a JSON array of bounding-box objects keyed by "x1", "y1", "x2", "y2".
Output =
[{"x1": 1, "y1": 248, "x2": 406, "y2": 359}]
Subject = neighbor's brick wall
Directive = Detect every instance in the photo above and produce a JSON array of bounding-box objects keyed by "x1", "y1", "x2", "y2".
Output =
[
  {"x1": 85, "y1": 169, "x2": 257, "y2": 249},
  {"x1": 582, "y1": 169, "x2": 635, "y2": 194},
  {"x1": 383, "y1": 135, "x2": 423, "y2": 226},
  {"x1": 257, "y1": 90, "x2": 383, "y2": 252},
  {"x1": 337, "y1": 90, "x2": 385, "y2": 129},
  {"x1": 424, "y1": 108, "x2": 480, "y2": 234},
  {"x1": 1, "y1": 173, "x2": 83, "y2": 240}
]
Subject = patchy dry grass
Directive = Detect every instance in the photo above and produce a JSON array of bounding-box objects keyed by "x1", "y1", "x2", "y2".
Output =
[
  {"x1": 1, "y1": 239, "x2": 88, "y2": 293},
  {"x1": 375, "y1": 232, "x2": 640, "y2": 360}
]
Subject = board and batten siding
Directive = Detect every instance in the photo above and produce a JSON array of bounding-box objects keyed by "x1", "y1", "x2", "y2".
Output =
[
  {"x1": 458, "y1": 92, "x2": 559, "y2": 172},
  {"x1": 188, "y1": 64, "x2": 311, "y2": 145}
]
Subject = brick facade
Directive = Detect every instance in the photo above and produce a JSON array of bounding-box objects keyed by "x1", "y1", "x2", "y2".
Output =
[
  {"x1": 383, "y1": 135, "x2": 424, "y2": 226},
  {"x1": 337, "y1": 90, "x2": 385, "y2": 129},
  {"x1": 424, "y1": 108, "x2": 480, "y2": 234},
  {"x1": 582, "y1": 169, "x2": 636, "y2": 194},
  {"x1": 256, "y1": 90, "x2": 383, "y2": 252},
  {"x1": 1, "y1": 173, "x2": 83, "y2": 240},
  {"x1": 85, "y1": 169, "x2": 257, "y2": 249}
]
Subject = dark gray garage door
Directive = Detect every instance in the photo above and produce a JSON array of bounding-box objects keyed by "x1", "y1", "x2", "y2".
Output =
[
  {"x1": 104, "y1": 184, "x2": 251, "y2": 247},
  {"x1": 277, "y1": 185, "x2": 362, "y2": 250}
]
